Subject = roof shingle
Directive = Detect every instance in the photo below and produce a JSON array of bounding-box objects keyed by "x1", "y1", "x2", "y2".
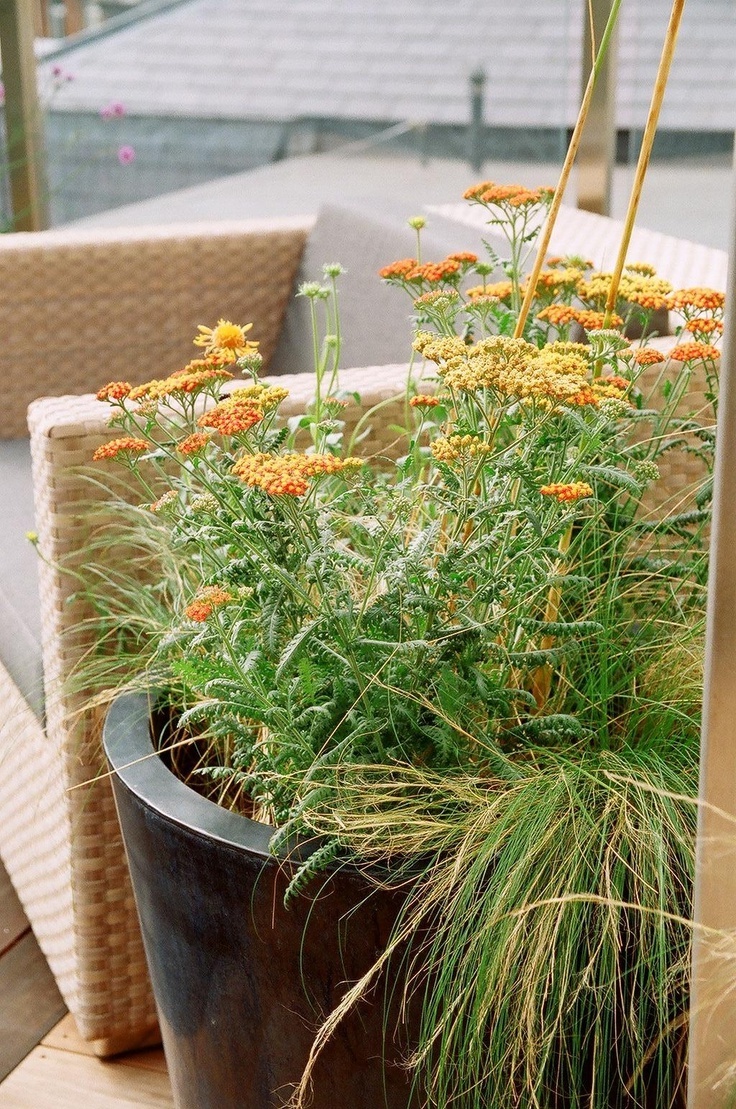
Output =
[{"x1": 37, "y1": 0, "x2": 735, "y2": 131}]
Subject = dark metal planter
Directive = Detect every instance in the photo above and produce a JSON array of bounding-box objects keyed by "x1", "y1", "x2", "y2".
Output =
[{"x1": 103, "y1": 692, "x2": 417, "y2": 1109}]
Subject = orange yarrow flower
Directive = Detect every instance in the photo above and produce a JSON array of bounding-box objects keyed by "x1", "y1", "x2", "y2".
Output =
[
  {"x1": 668, "y1": 342, "x2": 720, "y2": 363},
  {"x1": 537, "y1": 305, "x2": 578, "y2": 327},
  {"x1": 666, "y1": 287, "x2": 725, "y2": 312},
  {"x1": 233, "y1": 452, "x2": 353, "y2": 497},
  {"x1": 165, "y1": 366, "x2": 234, "y2": 393},
  {"x1": 447, "y1": 251, "x2": 478, "y2": 264},
  {"x1": 198, "y1": 400, "x2": 263, "y2": 435},
  {"x1": 684, "y1": 317, "x2": 723, "y2": 335},
  {"x1": 464, "y1": 182, "x2": 554, "y2": 208},
  {"x1": 185, "y1": 585, "x2": 233, "y2": 623},
  {"x1": 406, "y1": 259, "x2": 461, "y2": 283},
  {"x1": 379, "y1": 258, "x2": 418, "y2": 279},
  {"x1": 466, "y1": 281, "x2": 513, "y2": 301},
  {"x1": 540, "y1": 481, "x2": 594, "y2": 503},
  {"x1": 506, "y1": 186, "x2": 555, "y2": 208},
  {"x1": 178, "y1": 433, "x2": 211, "y2": 455},
  {"x1": 629, "y1": 347, "x2": 667, "y2": 366},
  {"x1": 92, "y1": 436, "x2": 149, "y2": 462},
  {"x1": 128, "y1": 380, "x2": 164, "y2": 401},
  {"x1": 97, "y1": 381, "x2": 132, "y2": 401},
  {"x1": 463, "y1": 181, "x2": 518, "y2": 202},
  {"x1": 128, "y1": 366, "x2": 233, "y2": 402},
  {"x1": 574, "y1": 309, "x2": 623, "y2": 331},
  {"x1": 566, "y1": 386, "x2": 599, "y2": 408},
  {"x1": 410, "y1": 394, "x2": 440, "y2": 408}
]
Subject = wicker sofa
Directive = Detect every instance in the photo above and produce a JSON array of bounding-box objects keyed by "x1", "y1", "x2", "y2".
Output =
[
  {"x1": 0, "y1": 200, "x2": 726, "y2": 1057},
  {"x1": 0, "y1": 204, "x2": 493, "y2": 1054}
]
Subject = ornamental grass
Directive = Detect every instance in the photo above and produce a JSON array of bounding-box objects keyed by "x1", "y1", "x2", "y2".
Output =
[{"x1": 82, "y1": 181, "x2": 722, "y2": 1107}]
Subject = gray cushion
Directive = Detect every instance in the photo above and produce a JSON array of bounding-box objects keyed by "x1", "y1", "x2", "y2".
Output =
[
  {"x1": 270, "y1": 202, "x2": 505, "y2": 375},
  {"x1": 0, "y1": 440, "x2": 43, "y2": 719}
]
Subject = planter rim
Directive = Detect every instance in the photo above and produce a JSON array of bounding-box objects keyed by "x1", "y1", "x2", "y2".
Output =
[{"x1": 103, "y1": 690, "x2": 274, "y2": 858}]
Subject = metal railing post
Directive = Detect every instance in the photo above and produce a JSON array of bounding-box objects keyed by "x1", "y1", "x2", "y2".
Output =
[
  {"x1": 468, "y1": 67, "x2": 485, "y2": 175},
  {"x1": 577, "y1": 0, "x2": 618, "y2": 215}
]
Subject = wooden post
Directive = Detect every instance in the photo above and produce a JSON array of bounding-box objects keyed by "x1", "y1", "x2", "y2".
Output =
[
  {"x1": 688, "y1": 159, "x2": 736, "y2": 1107},
  {"x1": 31, "y1": 0, "x2": 48, "y2": 36},
  {"x1": 0, "y1": 0, "x2": 49, "y2": 230},
  {"x1": 64, "y1": 0, "x2": 85, "y2": 34},
  {"x1": 577, "y1": 0, "x2": 618, "y2": 216}
]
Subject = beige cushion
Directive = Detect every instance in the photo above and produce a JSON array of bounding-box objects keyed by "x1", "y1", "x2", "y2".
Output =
[
  {"x1": 271, "y1": 203, "x2": 503, "y2": 375},
  {"x1": 0, "y1": 440, "x2": 43, "y2": 717}
]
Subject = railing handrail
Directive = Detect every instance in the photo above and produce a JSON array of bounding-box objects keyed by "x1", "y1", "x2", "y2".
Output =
[{"x1": 39, "y1": 0, "x2": 192, "y2": 62}]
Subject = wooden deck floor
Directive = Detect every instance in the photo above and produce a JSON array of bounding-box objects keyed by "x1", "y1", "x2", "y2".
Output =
[
  {"x1": 0, "y1": 859, "x2": 66, "y2": 1084},
  {"x1": 0, "y1": 857, "x2": 173, "y2": 1107},
  {"x1": 0, "y1": 1015, "x2": 173, "y2": 1108}
]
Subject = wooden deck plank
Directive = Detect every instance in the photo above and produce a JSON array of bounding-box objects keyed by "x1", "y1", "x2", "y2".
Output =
[
  {"x1": 0, "y1": 1044, "x2": 174, "y2": 1107},
  {"x1": 0, "y1": 858, "x2": 29, "y2": 957},
  {"x1": 41, "y1": 1013, "x2": 98, "y2": 1056},
  {"x1": 0, "y1": 933, "x2": 67, "y2": 1082},
  {"x1": 42, "y1": 1015, "x2": 168, "y2": 1073}
]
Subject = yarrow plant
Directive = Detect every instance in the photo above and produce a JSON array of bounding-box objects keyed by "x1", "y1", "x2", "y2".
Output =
[{"x1": 89, "y1": 183, "x2": 720, "y2": 1109}]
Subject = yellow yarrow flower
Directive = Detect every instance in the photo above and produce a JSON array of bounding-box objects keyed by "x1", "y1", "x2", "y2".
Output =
[
  {"x1": 580, "y1": 272, "x2": 673, "y2": 311},
  {"x1": 193, "y1": 320, "x2": 259, "y2": 359},
  {"x1": 431, "y1": 435, "x2": 492, "y2": 463}
]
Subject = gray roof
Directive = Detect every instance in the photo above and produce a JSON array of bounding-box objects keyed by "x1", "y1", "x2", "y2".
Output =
[{"x1": 38, "y1": 0, "x2": 736, "y2": 131}]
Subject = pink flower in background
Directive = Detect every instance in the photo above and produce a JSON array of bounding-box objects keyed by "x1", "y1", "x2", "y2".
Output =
[
  {"x1": 52, "y1": 65, "x2": 75, "y2": 81},
  {"x1": 117, "y1": 145, "x2": 136, "y2": 166},
  {"x1": 101, "y1": 101, "x2": 126, "y2": 120}
]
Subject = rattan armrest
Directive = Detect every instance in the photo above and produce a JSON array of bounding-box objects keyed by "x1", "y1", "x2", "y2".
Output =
[{"x1": 0, "y1": 216, "x2": 312, "y2": 439}]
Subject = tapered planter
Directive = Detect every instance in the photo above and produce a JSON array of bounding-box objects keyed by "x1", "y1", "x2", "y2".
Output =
[{"x1": 103, "y1": 692, "x2": 417, "y2": 1109}]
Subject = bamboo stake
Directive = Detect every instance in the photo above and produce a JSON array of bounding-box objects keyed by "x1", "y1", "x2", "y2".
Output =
[
  {"x1": 530, "y1": 524, "x2": 573, "y2": 708},
  {"x1": 514, "y1": 0, "x2": 622, "y2": 339},
  {"x1": 602, "y1": 0, "x2": 686, "y2": 326}
]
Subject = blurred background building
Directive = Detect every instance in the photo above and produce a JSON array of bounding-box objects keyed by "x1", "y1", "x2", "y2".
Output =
[{"x1": 3, "y1": 0, "x2": 735, "y2": 225}]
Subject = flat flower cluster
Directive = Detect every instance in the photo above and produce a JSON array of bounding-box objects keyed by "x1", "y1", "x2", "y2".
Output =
[
  {"x1": 232, "y1": 451, "x2": 361, "y2": 496},
  {"x1": 380, "y1": 191, "x2": 724, "y2": 377}
]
